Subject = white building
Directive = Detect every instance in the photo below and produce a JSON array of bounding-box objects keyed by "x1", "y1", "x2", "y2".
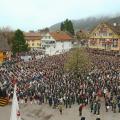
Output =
[{"x1": 41, "y1": 31, "x2": 73, "y2": 55}]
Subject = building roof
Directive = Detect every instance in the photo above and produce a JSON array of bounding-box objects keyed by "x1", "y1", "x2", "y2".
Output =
[
  {"x1": 90, "y1": 22, "x2": 120, "y2": 35},
  {"x1": 24, "y1": 32, "x2": 41, "y2": 37},
  {"x1": 24, "y1": 32, "x2": 42, "y2": 41},
  {"x1": 105, "y1": 22, "x2": 120, "y2": 35},
  {"x1": 76, "y1": 29, "x2": 89, "y2": 34},
  {"x1": 50, "y1": 31, "x2": 73, "y2": 41},
  {"x1": 76, "y1": 29, "x2": 89, "y2": 38}
]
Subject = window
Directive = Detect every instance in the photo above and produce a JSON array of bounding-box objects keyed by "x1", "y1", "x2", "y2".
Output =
[
  {"x1": 45, "y1": 36, "x2": 48, "y2": 39},
  {"x1": 99, "y1": 32, "x2": 108, "y2": 36},
  {"x1": 90, "y1": 39, "x2": 97, "y2": 46},
  {"x1": 37, "y1": 43, "x2": 40, "y2": 46},
  {"x1": 32, "y1": 43, "x2": 34, "y2": 46},
  {"x1": 50, "y1": 41, "x2": 55, "y2": 44},
  {"x1": 99, "y1": 39, "x2": 105, "y2": 47},
  {"x1": 102, "y1": 39, "x2": 105, "y2": 47},
  {"x1": 99, "y1": 39, "x2": 102, "y2": 45},
  {"x1": 109, "y1": 33, "x2": 113, "y2": 36},
  {"x1": 102, "y1": 32, "x2": 107, "y2": 36},
  {"x1": 113, "y1": 39, "x2": 118, "y2": 47}
]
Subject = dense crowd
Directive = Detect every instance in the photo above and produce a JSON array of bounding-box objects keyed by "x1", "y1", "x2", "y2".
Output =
[{"x1": 0, "y1": 51, "x2": 120, "y2": 117}]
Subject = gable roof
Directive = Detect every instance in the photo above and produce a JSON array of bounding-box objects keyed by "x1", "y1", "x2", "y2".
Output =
[
  {"x1": 105, "y1": 22, "x2": 120, "y2": 35},
  {"x1": 90, "y1": 22, "x2": 120, "y2": 35},
  {"x1": 50, "y1": 31, "x2": 73, "y2": 41}
]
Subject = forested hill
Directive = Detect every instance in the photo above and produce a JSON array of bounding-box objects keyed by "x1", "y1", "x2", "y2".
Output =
[{"x1": 49, "y1": 16, "x2": 120, "y2": 32}]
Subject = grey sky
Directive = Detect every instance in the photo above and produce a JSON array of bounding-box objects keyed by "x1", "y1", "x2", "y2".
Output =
[{"x1": 0, "y1": 0, "x2": 120, "y2": 31}]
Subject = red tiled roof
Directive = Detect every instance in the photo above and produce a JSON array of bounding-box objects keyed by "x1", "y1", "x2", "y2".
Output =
[{"x1": 50, "y1": 31, "x2": 73, "y2": 41}]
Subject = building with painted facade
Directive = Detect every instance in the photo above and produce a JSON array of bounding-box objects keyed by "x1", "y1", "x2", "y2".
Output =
[
  {"x1": 24, "y1": 32, "x2": 41, "y2": 50},
  {"x1": 88, "y1": 22, "x2": 120, "y2": 52}
]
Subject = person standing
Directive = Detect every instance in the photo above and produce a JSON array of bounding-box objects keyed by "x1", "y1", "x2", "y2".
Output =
[
  {"x1": 113, "y1": 102, "x2": 117, "y2": 113},
  {"x1": 97, "y1": 101, "x2": 101, "y2": 115},
  {"x1": 90, "y1": 100, "x2": 94, "y2": 113},
  {"x1": 105, "y1": 100, "x2": 109, "y2": 112},
  {"x1": 49, "y1": 96, "x2": 53, "y2": 107},
  {"x1": 79, "y1": 103, "x2": 84, "y2": 116},
  {"x1": 93, "y1": 102, "x2": 97, "y2": 114},
  {"x1": 118, "y1": 101, "x2": 120, "y2": 113},
  {"x1": 58, "y1": 104, "x2": 63, "y2": 115},
  {"x1": 24, "y1": 96, "x2": 28, "y2": 104},
  {"x1": 30, "y1": 95, "x2": 33, "y2": 104}
]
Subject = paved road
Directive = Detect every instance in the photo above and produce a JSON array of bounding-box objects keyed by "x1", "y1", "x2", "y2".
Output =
[{"x1": 0, "y1": 101, "x2": 120, "y2": 120}]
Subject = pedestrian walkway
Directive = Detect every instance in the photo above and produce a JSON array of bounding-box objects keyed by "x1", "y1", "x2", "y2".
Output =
[{"x1": 1, "y1": 102, "x2": 120, "y2": 120}]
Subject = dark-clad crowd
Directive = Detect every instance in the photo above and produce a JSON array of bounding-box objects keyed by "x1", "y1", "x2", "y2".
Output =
[{"x1": 0, "y1": 51, "x2": 120, "y2": 119}]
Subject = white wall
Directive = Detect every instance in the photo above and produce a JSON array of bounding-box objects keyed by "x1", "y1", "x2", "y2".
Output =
[
  {"x1": 41, "y1": 33, "x2": 56, "y2": 48},
  {"x1": 41, "y1": 33, "x2": 73, "y2": 55},
  {"x1": 63, "y1": 41, "x2": 72, "y2": 50},
  {"x1": 56, "y1": 41, "x2": 72, "y2": 52}
]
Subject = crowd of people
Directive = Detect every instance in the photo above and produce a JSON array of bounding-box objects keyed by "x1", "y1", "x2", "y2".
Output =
[{"x1": 0, "y1": 50, "x2": 120, "y2": 118}]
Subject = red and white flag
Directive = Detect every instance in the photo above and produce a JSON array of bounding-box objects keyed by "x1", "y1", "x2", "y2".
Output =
[{"x1": 10, "y1": 84, "x2": 21, "y2": 120}]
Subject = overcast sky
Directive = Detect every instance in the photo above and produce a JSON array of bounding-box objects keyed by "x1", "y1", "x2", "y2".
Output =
[{"x1": 0, "y1": 0, "x2": 120, "y2": 31}]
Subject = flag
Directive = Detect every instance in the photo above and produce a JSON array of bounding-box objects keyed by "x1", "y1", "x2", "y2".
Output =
[{"x1": 10, "y1": 84, "x2": 21, "y2": 120}]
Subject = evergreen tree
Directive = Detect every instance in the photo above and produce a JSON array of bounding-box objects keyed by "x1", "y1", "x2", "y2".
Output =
[
  {"x1": 60, "y1": 19, "x2": 75, "y2": 35},
  {"x1": 68, "y1": 20, "x2": 74, "y2": 35},
  {"x1": 12, "y1": 29, "x2": 28, "y2": 55},
  {"x1": 60, "y1": 22, "x2": 64, "y2": 31},
  {"x1": 64, "y1": 19, "x2": 69, "y2": 31}
]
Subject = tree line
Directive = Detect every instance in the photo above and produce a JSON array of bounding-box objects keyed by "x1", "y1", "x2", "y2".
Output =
[
  {"x1": 0, "y1": 19, "x2": 85, "y2": 56},
  {"x1": 0, "y1": 27, "x2": 29, "y2": 55}
]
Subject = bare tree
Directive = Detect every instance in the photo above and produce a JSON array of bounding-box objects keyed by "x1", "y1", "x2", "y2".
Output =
[
  {"x1": 0, "y1": 26, "x2": 14, "y2": 51},
  {"x1": 64, "y1": 48, "x2": 91, "y2": 79}
]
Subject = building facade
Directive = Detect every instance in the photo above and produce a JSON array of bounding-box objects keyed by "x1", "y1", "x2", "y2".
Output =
[
  {"x1": 24, "y1": 32, "x2": 41, "y2": 50},
  {"x1": 41, "y1": 31, "x2": 73, "y2": 55},
  {"x1": 88, "y1": 22, "x2": 120, "y2": 52}
]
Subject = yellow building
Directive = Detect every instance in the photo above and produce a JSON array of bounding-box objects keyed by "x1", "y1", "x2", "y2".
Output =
[
  {"x1": 88, "y1": 22, "x2": 120, "y2": 52},
  {"x1": 0, "y1": 51, "x2": 12, "y2": 64},
  {"x1": 0, "y1": 52, "x2": 4, "y2": 64},
  {"x1": 24, "y1": 32, "x2": 41, "y2": 50}
]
